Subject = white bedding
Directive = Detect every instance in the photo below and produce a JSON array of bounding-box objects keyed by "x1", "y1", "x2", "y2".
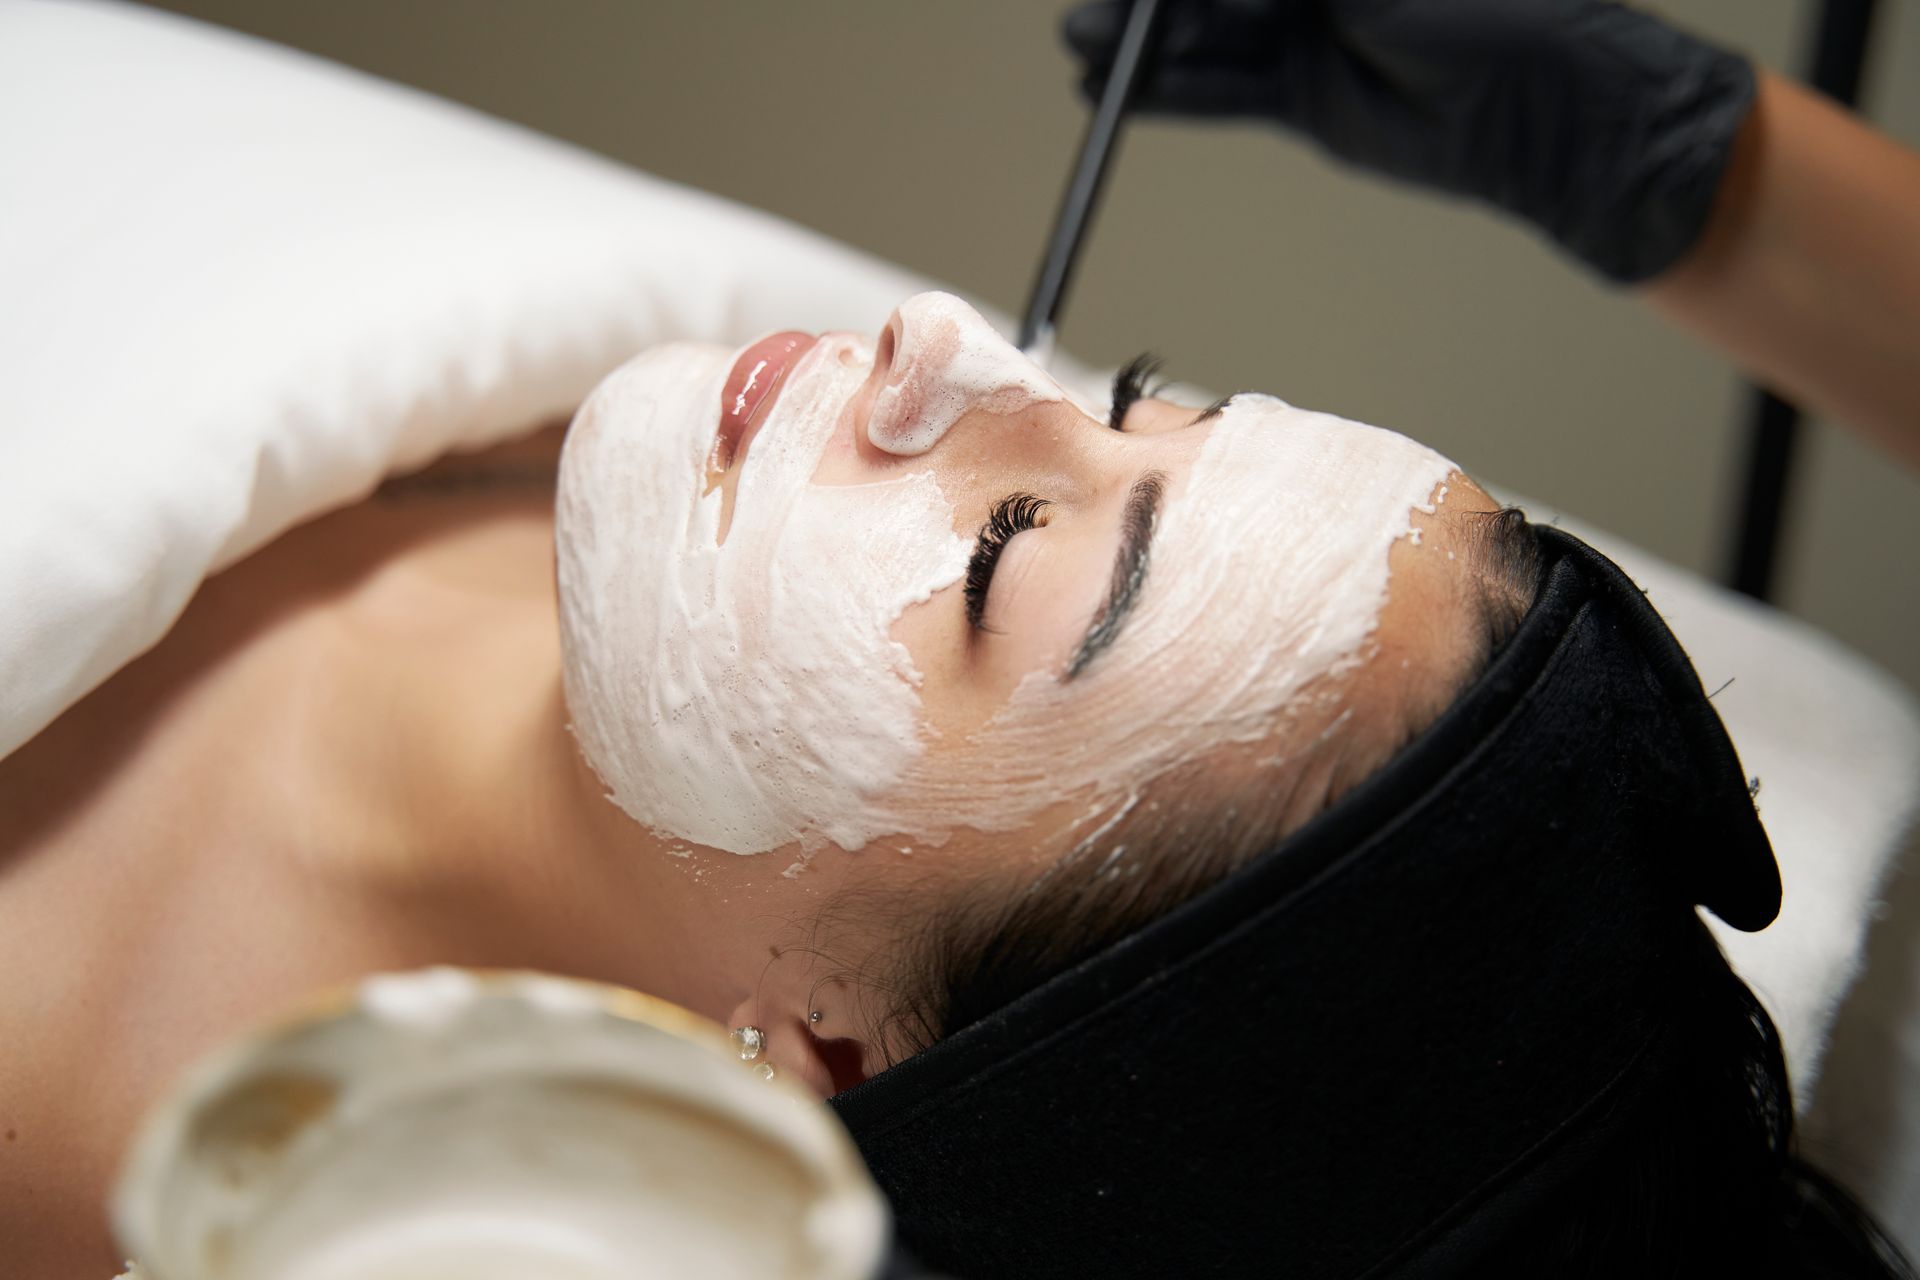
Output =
[
  {"x1": 0, "y1": 0, "x2": 951, "y2": 765},
  {"x1": 4, "y1": 0, "x2": 1917, "y2": 1259}
]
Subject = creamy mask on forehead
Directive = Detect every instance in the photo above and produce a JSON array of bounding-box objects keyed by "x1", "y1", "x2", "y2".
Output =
[
  {"x1": 556, "y1": 293, "x2": 1454, "y2": 857},
  {"x1": 902, "y1": 394, "x2": 1456, "y2": 831}
]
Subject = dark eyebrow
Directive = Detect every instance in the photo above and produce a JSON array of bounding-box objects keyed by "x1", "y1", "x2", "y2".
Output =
[{"x1": 1066, "y1": 471, "x2": 1166, "y2": 680}]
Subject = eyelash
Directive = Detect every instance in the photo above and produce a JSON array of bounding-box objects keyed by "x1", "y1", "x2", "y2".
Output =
[
  {"x1": 964, "y1": 492, "x2": 1049, "y2": 633},
  {"x1": 962, "y1": 353, "x2": 1165, "y2": 636},
  {"x1": 1109, "y1": 352, "x2": 1165, "y2": 432}
]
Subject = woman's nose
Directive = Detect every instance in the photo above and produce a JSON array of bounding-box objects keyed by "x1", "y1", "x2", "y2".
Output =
[
  {"x1": 865, "y1": 292, "x2": 1064, "y2": 458},
  {"x1": 873, "y1": 307, "x2": 903, "y2": 386}
]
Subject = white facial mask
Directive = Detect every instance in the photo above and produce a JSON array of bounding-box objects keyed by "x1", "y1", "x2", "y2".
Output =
[
  {"x1": 889, "y1": 392, "x2": 1455, "y2": 838},
  {"x1": 557, "y1": 294, "x2": 1455, "y2": 858},
  {"x1": 867, "y1": 292, "x2": 1065, "y2": 456},
  {"x1": 556, "y1": 337, "x2": 972, "y2": 855}
]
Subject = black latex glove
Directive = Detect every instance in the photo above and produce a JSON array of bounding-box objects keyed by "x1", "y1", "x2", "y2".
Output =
[{"x1": 1063, "y1": 0, "x2": 1756, "y2": 283}]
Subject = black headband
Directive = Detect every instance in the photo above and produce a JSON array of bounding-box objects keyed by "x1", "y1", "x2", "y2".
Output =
[{"x1": 833, "y1": 527, "x2": 1781, "y2": 1278}]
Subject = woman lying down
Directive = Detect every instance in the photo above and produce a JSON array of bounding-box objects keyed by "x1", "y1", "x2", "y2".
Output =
[{"x1": 2, "y1": 292, "x2": 1908, "y2": 1278}]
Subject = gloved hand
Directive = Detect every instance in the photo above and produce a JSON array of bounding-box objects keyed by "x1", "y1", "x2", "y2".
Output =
[{"x1": 1063, "y1": 0, "x2": 1756, "y2": 283}]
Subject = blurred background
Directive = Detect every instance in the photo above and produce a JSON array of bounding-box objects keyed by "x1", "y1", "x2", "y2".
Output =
[{"x1": 139, "y1": 0, "x2": 1919, "y2": 693}]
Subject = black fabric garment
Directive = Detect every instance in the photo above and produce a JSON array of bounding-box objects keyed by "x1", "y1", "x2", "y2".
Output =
[{"x1": 832, "y1": 527, "x2": 1781, "y2": 1279}]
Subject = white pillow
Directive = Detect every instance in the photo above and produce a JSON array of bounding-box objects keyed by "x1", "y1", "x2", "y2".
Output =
[{"x1": 0, "y1": 0, "x2": 973, "y2": 760}]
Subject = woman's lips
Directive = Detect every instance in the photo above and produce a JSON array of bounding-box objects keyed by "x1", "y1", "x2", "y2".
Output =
[{"x1": 712, "y1": 331, "x2": 818, "y2": 474}]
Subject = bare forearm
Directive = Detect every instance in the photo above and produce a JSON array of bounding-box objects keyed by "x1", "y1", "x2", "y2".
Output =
[{"x1": 1645, "y1": 70, "x2": 1920, "y2": 470}]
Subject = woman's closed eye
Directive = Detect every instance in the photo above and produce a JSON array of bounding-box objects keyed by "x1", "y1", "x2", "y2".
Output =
[
  {"x1": 964, "y1": 493, "x2": 1048, "y2": 634},
  {"x1": 963, "y1": 354, "x2": 1217, "y2": 645},
  {"x1": 965, "y1": 353, "x2": 1166, "y2": 640},
  {"x1": 1110, "y1": 354, "x2": 1237, "y2": 433},
  {"x1": 1108, "y1": 352, "x2": 1165, "y2": 432}
]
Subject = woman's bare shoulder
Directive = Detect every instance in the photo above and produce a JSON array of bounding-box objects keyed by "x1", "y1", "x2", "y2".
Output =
[
  {"x1": 0, "y1": 416, "x2": 570, "y2": 856},
  {"x1": 0, "y1": 419, "x2": 573, "y2": 1278}
]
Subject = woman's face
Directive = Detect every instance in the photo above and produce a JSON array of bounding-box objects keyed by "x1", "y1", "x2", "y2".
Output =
[{"x1": 557, "y1": 293, "x2": 1481, "y2": 863}]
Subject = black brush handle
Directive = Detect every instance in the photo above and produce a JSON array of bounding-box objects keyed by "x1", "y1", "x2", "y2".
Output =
[{"x1": 1018, "y1": 0, "x2": 1166, "y2": 356}]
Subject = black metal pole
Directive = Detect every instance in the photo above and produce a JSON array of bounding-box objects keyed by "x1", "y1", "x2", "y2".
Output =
[{"x1": 1725, "y1": 0, "x2": 1879, "y2": 600}]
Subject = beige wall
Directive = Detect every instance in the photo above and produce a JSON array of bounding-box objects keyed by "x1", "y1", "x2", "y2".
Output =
[{"x1": 141, "y1": 0, "x2": 1919, "y2": 693}]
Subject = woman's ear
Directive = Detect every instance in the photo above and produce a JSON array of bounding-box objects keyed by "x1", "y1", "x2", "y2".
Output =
[{"x1": 723, "y1": 995, "x2": 874, "y2": 1100}]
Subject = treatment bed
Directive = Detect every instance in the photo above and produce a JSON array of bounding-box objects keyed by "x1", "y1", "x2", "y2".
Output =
[{"x1": 4, "y1": 0, "x2": 1916, "y2": 1264}]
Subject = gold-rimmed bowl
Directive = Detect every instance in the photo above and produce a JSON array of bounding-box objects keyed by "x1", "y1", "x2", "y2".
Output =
[{"x1": 112, "y1": 968, "x2": 889, "y2": 1280}]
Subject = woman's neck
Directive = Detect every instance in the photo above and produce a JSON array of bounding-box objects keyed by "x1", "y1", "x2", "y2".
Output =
[{"x1": 300, "y1": 437, "x2": 752, "y2": 1024}]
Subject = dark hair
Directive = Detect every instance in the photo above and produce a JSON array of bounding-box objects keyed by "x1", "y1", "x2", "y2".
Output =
[
  {"x1": 1483, "y1": 913, "x2": 1916, "y2": 1277},
  {"x1": 853, "y1": 507, "x2": 1914, "y2": 1276},
  {"x1": 1463, "y1": 504, "x2": 1546, "y2": 653}
]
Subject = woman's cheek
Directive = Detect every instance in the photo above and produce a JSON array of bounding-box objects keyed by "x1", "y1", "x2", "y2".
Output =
[{"x1": 885, "y1": 586, "x2": 975, "y2": 741}]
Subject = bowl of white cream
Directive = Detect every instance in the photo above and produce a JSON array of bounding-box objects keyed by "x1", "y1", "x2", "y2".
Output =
[{"x1": 111, "y1": 967, "x2": 890, "y2": 1280}]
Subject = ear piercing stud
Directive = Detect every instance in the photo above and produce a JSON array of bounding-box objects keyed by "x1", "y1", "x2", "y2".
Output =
[
  {"x1": 730, "y1": 1025, "x2": 766, "y2": 1062},
  {"x1": 731, "y1": 1025, "x2": 778, "y2": 1081}
]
